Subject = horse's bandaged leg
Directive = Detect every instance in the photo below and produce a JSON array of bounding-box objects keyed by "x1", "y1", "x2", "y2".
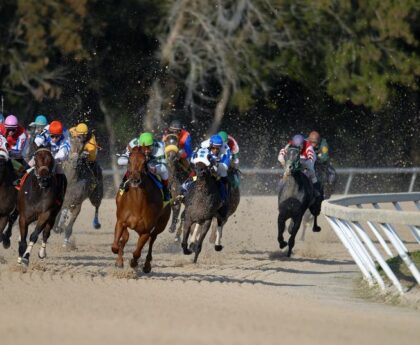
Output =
[
  {"x1": 23, "y1": 241, "x2": 35, "y2": 257},
  {"x1": 215, "y1": 226, "x2": 223, "y2": 246},
  {"x1": 39, "y1": 242, "x2": 47, "y2": 259},
  {"x1": 189, "y1": 224, "x2": 200, "y2": 245}
]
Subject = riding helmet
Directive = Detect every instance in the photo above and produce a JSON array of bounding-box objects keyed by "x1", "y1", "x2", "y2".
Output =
[
  {"x1": 139, "y1": 132, "x2": 154, "y2": 146},
  {"x1": 49, "y1": 121, "x2": 64, "y2": 135},
  {"x1": 217, "y1": 131, "x2": 228, "y2": 143},
  {"x1": 4, "y1": 115, "x2": 18, "y2": 128},
  {"x1": 169, "y1": 120, "x2": 182, "y2": 131},
  {"x1": 76, "y1": 123, "x2": 89, "y2": 135},
  {"x1": 210, "y1": 134, "x2": 223, "y2": 147},
  {"x1": 291, "y1": 134, "x2": 304, "y2": 147}
]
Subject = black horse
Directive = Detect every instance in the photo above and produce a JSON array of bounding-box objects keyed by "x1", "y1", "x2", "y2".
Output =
[
  {"x1": 0, "y1": 144, "x2": 18, "y2": 249},
  {"x1": 163, "y1": 133, "x2": 189, "y2": 238},
  {"x1": 53, "y1": 135, "x2": 103, "y2": 247},
  {"x1": 277, "y1": 146, "x2": 322, "y2": 257},
  {"x1": 182, "y1": 149, "x2": 223, "y2": 263},
  {"x1": 17, "y1": 148, "x2": 67, "y2": 268}
]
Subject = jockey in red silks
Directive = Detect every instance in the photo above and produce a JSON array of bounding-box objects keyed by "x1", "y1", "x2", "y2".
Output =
[
  {"x1": 0, "y1": 115, "x2": 28, "y2": 172},
  {"x1": 278, "y1": 134, "x2": 321, "y2": 193}
]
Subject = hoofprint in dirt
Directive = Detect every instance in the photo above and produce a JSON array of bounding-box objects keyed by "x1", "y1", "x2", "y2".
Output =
[{"x1": 0, "y1": 197, "x2": 419, "y2": 345}]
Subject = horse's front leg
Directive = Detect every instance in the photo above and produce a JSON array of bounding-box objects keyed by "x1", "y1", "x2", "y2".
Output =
[
  {"x1": 193, "y1": 219, "x2": 212, "y2": 264},
  {"x1": 0, "y1": 216, "x2": 8, "y2": 246},
  {"x1": 2, "y1": 209, "x2": 18, "y2": 249},
  {"x1": 181, "y1": 218, "x2": 193, "y2": 255},
  {"x1": 169, "y1": 203, "x2": 181, "y2": 233},
  {"x1": 93, "y1": 206, "x2": 101, "y2": 229},
  {"x1": 287, "y1": 215, "x2": 304, "y2": 257},
  {"x1": 18, "y1": 216, "x2": 29, "y2": 266},
  {"x1": 39, "y1": 218, "x2": 56, "y2": 259},
  {"x1": 277, "y1": 212, "x2": 288, "y2": 249},
  {"x1": 63, "y1": 204, "x2": 82, "y2": 247},
  {"x1": 130, "y1": 232, "x2": 149, "y2": 269},
  {"x1": 175, "y1": 209, "x2": 185, "y2": 242},
  {"x1": 214, "y1": 218, "x2": 224, "y2": 252},
  {"x1": 112, "y1": 220, "x2": 124, "y2": 254}
]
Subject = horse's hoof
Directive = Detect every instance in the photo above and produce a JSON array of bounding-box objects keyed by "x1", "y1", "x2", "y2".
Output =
[
  {"x1": 21, "y1": 257, "x2": 29, "y2": 268},
  {"x1": 53, "y1": 227, "x2": 62, "y2": 234},
  {"x1": 168, "y1": 226, "x2": 176, "y2": 234},
  {"x1": 287, "y1": 251, "x2": 292, "y2": 257},
  {"x1": 279, "y1": 241, "x2": 288, "y2": 249},
  {"x1": 215, "y1": 245, "x2": 223, "y2": 252},
  {"x1": 313, "y1": 226, "x2": 321, "y2": 232},
  {"x1": 130, "y1": 258, "x2": 138, "y2": 268},
  {"x1": 38, "y1": 249, "x2": 47, "y2": 259},
  {"x1": 2, "y1": 238, "x2": 11, "y2": 249},
  {"x1": 93, "y1": 221, "x2": 101, "y2": 230},
  {"x1": 174, "y1": 236, "x2": 180, "y2": 242},
  {"x1": 183, "y1": 248, "x2": 192, "y2": 255},
  {"x1": 111, "y1": 245, "x2": 119, "y2": 254},
  {"x1": 142, "y1": 262, "x2": 151, "y2": 274},
  {"x1": 115, "y1": 261, "x2": 124, "y2": 269}
]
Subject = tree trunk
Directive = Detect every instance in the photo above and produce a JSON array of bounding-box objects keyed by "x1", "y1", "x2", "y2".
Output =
[
  {"x1": 144, "y1": 80, "x2": 163, "y2": 132},
  {"x1": 99, "y1": 99, "x2": 120, "y2": 191},
  {"x1": 208, "y1": 82, "x2": 230, "y2": 136}
]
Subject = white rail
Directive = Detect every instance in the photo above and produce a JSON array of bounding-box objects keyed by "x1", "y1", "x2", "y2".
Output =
[
  {"x1": 322, "y1": 193, "x2": 420, "y2": 294},
  {"x1": 102, "y1": 167, "x2": 420, "y2": 194}
]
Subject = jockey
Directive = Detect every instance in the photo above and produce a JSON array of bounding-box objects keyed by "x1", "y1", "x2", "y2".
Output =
[
  {"x1": 118, "y1": 132, "x2": 171, "y2": 201},
  {"x1": 199, "y1": 134, "x2": 231, "y2": 207},
  {"x1": 218, "y1": 130, "x2": 239, "y2": 169},
  {"x1": 29, "y1": 114, "x2": 49, "y2": 135},
  {"x1": 163, "y1": 119, "x2": 193, "y2": 171},
  {"x1": 308, "y1": 130, "x2": 336, "y2": 186},
  {"x1": 0, "y1": 115, "x2": 28, "y2": 172},
  {"x1": 69, "y1": 122, "x2": 101, "y2": 180},
  {"x1": 308, "y1": 131, "x2": 330, "y2": 164},
  {"x1": 278, "y1": 134, "x2": 321, "y2": 193},
  {"x1": 33, "y1": 120, "x2": 71, "y2": 174}
]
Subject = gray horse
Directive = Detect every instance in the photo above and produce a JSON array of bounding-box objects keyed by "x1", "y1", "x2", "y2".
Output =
[
  {"x1": 277, "y1": 146, "x2": 322, "y2": 257},
  {"x1": 182, "y1": 151, "x2": 223, "y2": 263},
  {"x1": 53, "y1": 135, "x2": 103, "y2": 247}
]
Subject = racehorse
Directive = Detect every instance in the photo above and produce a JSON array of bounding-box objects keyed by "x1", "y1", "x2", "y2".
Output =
[
  {"x1": 17, "y1": 147, "x2": 67, "y2": 267},
  {"x1": 182, "y1": 148, "x2": 223, "y2": 263},
  {"x1": 209, "y1": 168, "x2": 241, "y2": 251},
  {"x1": 277, "y1": 146, "x2": 322, "y2": 257},
  {"x1": 112, "y1": 146, "x2": 171, "y2": 272},
  {"x1": 0, "y1": 137, "x2": 18, "y2": 249},
  {"x1": 299, "y1": 161, "x2": 336, "y2": 241},
  {"x1": 163, "y1": 133, "x2": 189, "y2": 238},
  {"x1": 54, "y1": 134, "x2": 103, "y2": 246}
]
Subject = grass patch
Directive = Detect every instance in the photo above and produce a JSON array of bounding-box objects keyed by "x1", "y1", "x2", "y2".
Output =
[{"x1": 377, "y1": 250, "x2": 420, "y2": 290}]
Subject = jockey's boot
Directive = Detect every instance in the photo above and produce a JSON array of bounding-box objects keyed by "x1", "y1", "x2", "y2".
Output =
[{"x1": 162, "y1": 179, "x2": 171, "y2": 202}]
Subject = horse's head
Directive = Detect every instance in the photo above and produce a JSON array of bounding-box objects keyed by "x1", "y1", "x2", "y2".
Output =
[
  {"x1": 127, "y1": 146, "x2": 146, "y2": 187},
  {"x1": 34, "y1": 148, "x2": 54, "y2": 188},
  {"x1": 164, "y1": 133, "x2": 180, "y2": 164},
  {"x1": 284, "y1": 146, "x2": 301, "y2": 176},
  {"x1": 192, "y1": 148, "x2": 212, "y2": 178}
]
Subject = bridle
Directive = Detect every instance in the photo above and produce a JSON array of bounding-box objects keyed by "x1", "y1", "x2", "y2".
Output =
[
  {"x1": 127, "y1": 150, "x2": 146, "y2": 188},
  {"x1": 34, "y1": 148, "x2": 54, "y2": 187}
]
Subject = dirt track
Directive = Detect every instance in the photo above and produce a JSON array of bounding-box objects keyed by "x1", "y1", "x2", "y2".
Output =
[{"x1": 0, "y1": 196, "x2": 419, "y2": 345}]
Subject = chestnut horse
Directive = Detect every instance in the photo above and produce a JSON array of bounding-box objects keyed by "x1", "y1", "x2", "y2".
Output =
[
  {"x1": 112, "y1": 146, "x2": 171, "y2": 273},
  {"x1": 18, "y1": 148, "x2": 67, "y2": 267}
]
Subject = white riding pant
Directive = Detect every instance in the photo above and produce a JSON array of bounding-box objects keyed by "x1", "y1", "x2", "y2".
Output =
[{"x1": 148, "y1": 161, "x2": 169, "y2": 181}]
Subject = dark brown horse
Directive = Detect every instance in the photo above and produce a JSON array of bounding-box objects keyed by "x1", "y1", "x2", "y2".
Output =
[
  {"x1": 112, "y1": 146, "x2": 171, "y2": 273},
  {"x1": 17, "y1": 148, "x2": 67, "y2": 268},
  {"x1": 163, "y1": 133, "x2": 189, "y2": 239},
  {"x1": 0, "y1": 140, "x2": 18, "y2": 249}
]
